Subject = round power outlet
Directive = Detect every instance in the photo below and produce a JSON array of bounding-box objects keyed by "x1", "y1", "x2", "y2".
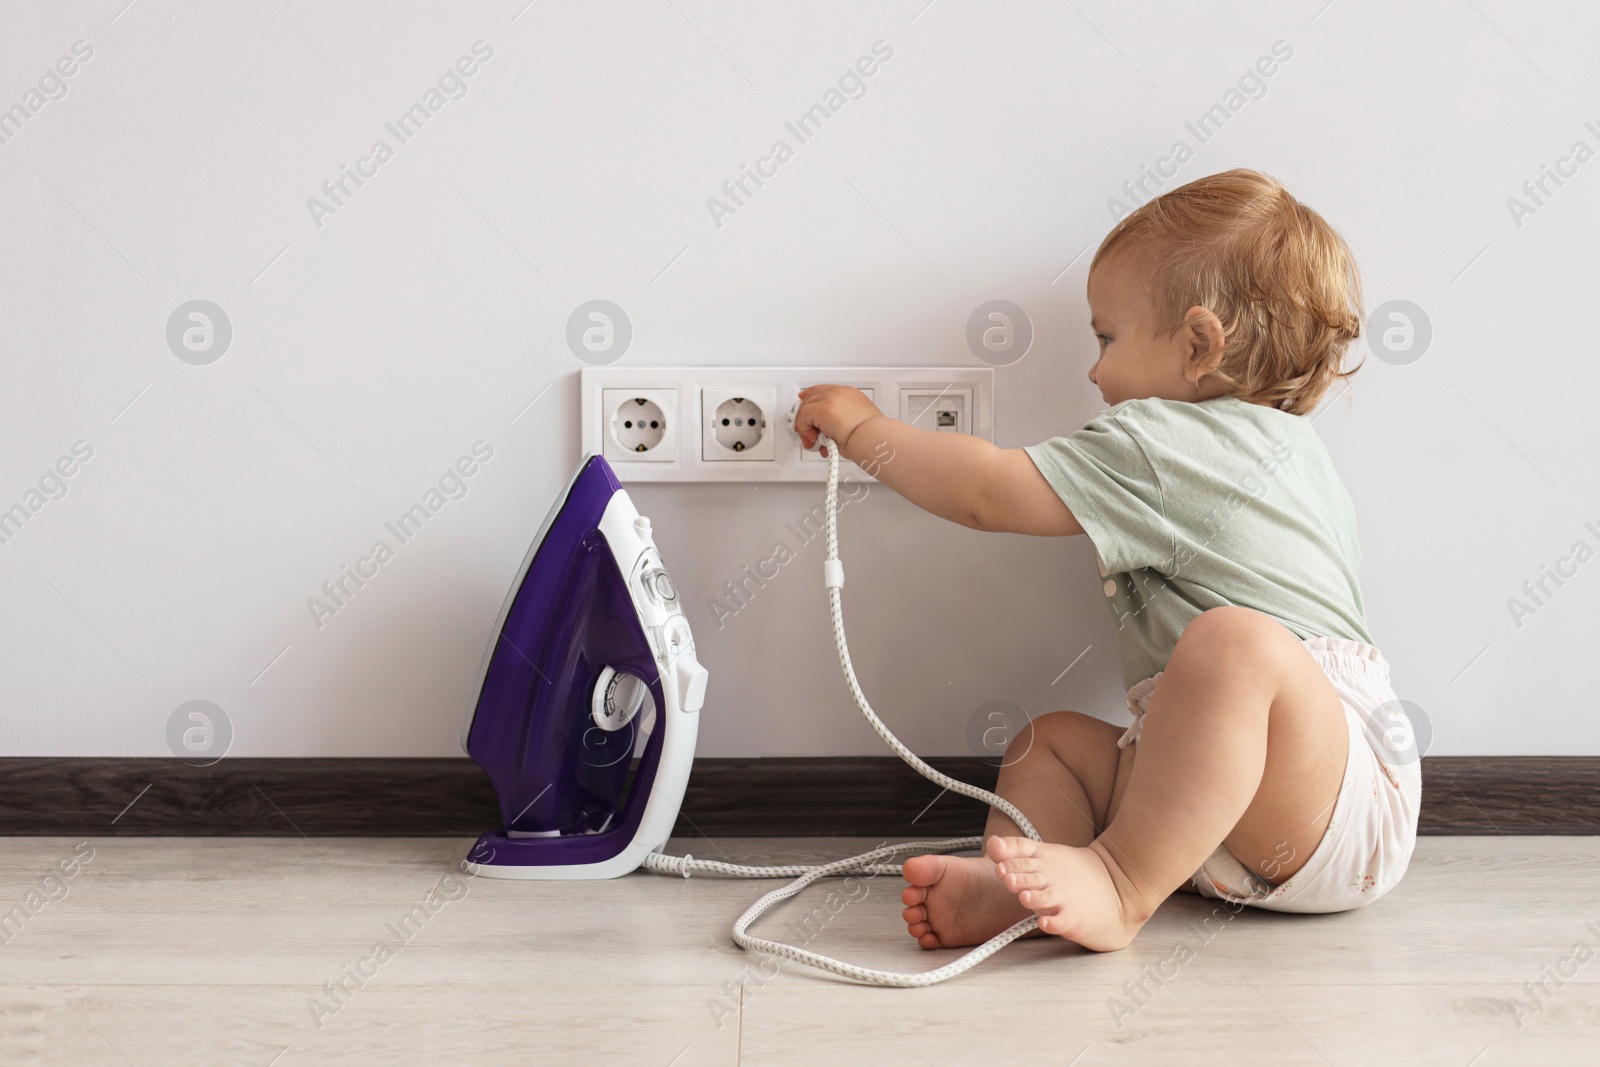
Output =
[
  {"x1": 613, "y1": 397, "x2": 666, "y2": 453},
  {"x1": 712, "y1": 397, "x2": 766, "y2": 453}
]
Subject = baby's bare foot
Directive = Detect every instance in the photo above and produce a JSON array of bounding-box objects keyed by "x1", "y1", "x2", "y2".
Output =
[
  {"x1": 988, "y1": 835, "x2": 1140, "y2": 951},
  {"x1": 900, "y1": 853, "x2": 1032, "y2": 950}
]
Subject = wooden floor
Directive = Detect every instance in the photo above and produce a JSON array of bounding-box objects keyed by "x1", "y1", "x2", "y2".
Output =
[{"x1": 2, "y1": 835, "x2": 1597, "y2": 1065}]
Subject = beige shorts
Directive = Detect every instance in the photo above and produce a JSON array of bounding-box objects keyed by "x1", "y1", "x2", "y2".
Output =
[{"x1": 1118, "y1": 635, "x2": 1422, "y2": 914}]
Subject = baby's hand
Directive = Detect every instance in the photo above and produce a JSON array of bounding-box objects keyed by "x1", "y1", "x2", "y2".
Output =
[{"x1": 793, "y1": 385, "x2": 883, "y2": 456}]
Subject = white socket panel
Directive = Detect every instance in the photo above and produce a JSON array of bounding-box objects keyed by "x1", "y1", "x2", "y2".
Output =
[{"x1": 581, "y1": 367, "x2": 994, "y2": 482}]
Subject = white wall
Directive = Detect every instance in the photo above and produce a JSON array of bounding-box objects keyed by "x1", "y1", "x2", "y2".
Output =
[{"x1": 2, "y1": 0, "x2": 1595, "y2": 758}]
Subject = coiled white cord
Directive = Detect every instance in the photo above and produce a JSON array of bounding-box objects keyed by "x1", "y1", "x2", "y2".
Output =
[{"x1": 641, "y1": 434, "x2": 1042, "y2": 986}]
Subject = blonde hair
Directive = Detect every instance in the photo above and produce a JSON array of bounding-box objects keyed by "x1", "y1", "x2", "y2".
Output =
[{"x1": 1092, "y1": 168, "x2": 1363, "y2": 415}]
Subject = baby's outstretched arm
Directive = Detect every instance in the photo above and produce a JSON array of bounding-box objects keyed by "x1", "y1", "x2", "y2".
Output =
[{"x1": 793, "y1": 384, "x2": 1082, "y2": 536}]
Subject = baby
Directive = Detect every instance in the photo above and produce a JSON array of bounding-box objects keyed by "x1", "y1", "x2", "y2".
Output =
[{"x1": 793, "y1": 168, "x2": 1421, "y2": 952}]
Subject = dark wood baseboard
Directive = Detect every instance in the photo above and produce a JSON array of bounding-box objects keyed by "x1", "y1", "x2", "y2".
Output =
[{"x1": 0, "y1": 756, "x2": 1594, "y2": 837}]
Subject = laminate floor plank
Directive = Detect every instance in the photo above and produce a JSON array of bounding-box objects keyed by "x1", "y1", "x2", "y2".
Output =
[{"x1": 0, "y1": 835, "x2": 1594, "y2": 1065}]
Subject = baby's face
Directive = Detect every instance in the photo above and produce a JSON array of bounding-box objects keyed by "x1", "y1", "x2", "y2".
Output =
[{"x1": 1085, "y1": 249, "x2": 1225, "y2": 407}]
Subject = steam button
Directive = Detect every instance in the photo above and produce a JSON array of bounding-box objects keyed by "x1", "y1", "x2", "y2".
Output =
[
  {"x1": 654, "y1": 572, "x2": 677, "y2": 601},
  {"x1": 674, "y1": 652, "x2": 708, "y2": 713},
  {"x1": 663, "y1": 615, "x2": 691, "y2": 656}
]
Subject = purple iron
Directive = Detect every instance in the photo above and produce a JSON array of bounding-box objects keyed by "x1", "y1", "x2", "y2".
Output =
[{"x1": 461, "y1": 453, "x2": 707, "y2": 879}]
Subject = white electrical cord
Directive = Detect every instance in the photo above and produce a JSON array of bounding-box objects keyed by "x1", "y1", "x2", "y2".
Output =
[{"x1": 641, "y1": 434, "x2": 1043, "y2": 986}]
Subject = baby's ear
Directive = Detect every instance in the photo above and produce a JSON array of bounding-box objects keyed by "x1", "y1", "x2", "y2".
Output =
[{"x1": 1181, "y1": 305, "x2": 1226, "y2": 377}]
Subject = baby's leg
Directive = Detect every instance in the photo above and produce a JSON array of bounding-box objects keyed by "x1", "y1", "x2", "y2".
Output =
[
  {"x1": 900, "y1": 711, "x2": 1126, "y2": 949},
  {"x1": 990, "y1": 606, "x2": 1349, "y2": 950}
]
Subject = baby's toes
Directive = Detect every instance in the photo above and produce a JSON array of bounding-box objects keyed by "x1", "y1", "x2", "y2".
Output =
[
  {"x1": 901, "y1": 904, "x2": 927, "y2": 925},
  {"x1": 1019, "y1": 886, "x2": 1060, "y2": 912},
  {"x1": 1037, "y1": 912, "x2": 1070, "y2": 935},
  {"x1": 1001, "y1": 870, "x2": 1045, "y2": 892},
  {"x1": 995, "y1": 855, "x2": 1040, "y2": 874},
  {"x1": 986, "y1": 835, "x2": 1041, "y2": 864}
]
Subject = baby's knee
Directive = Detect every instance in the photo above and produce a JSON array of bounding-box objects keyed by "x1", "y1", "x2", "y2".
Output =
[
  {"x1": 1173, "y1": 606, "x2": 1291, "y2": 671},
  {"x1": 1008, "y1": 709, "x2": 1111, "y2": 761}
]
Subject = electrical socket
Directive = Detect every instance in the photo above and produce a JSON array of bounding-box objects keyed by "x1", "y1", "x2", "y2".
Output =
[
  {"x1": 601, "y1": 388, "x2": 677, "y2": 463},
  {"x1": 701, "y1": 386, "x2": 776, "y2": 462}
]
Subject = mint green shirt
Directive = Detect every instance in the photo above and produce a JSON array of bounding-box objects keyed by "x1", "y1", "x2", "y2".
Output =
[{"x1": 1023, "y1": 396, "x2": 1372, "y2": 690}]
